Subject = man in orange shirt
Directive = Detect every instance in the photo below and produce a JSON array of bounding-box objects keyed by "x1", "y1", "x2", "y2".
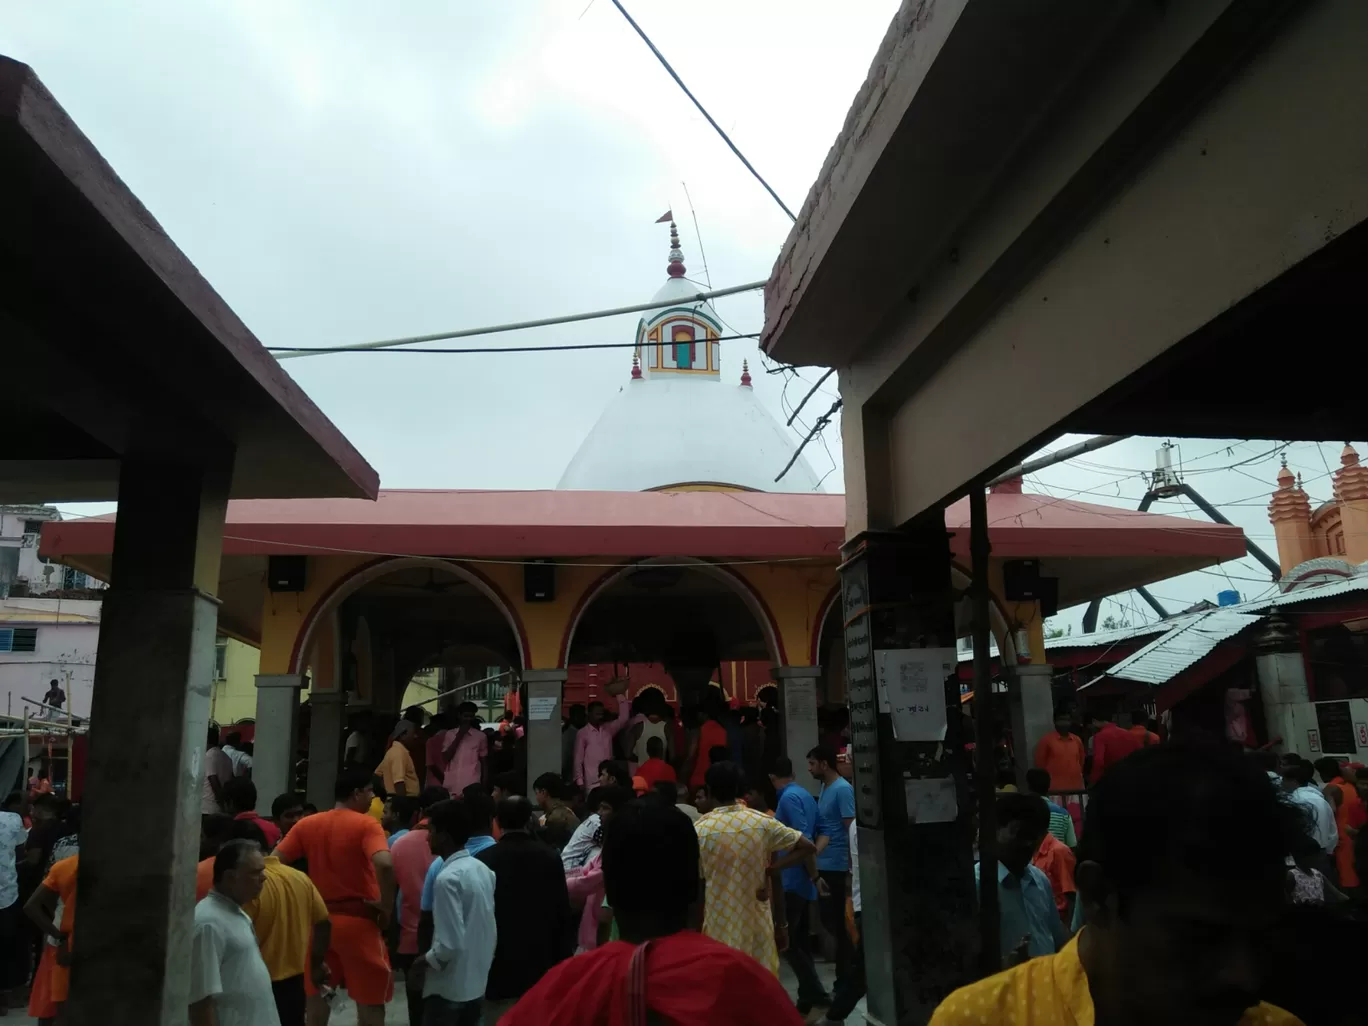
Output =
[
  {"x1": 276, "y1": 767, "x2": 396, "y2": 1026},
  {"x1": 1316, "y1": 756, "x2": 1361, "y2": 889},
  {"x1": 1088, "y1": 710, "x2": 1144, "y2": 785},
  {"x1": 1126, "y1": 710, "x2": 1161, "y2": 746},
  {"x1": 1033, "y1": 709, "x2": 1085, "y2": 836},
  {"x1": 1030, "y1": 831, "x2": 1076, "y2": 924},
  {"x1": 24, "y1": 852, "x2": 79, "y2": 1022}
]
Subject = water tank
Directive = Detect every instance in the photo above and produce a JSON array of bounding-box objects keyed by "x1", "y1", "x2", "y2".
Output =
[{"x1": 1217, "y1": 589, "x2": 1241, "y2": 607}]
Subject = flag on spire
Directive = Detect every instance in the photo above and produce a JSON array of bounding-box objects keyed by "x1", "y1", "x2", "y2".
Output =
[{"x1": 655, "y1": 209, "x2": 674, "y2": 223}]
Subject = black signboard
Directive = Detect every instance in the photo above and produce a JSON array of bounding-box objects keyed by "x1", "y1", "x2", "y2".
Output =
[{"x1": 1315, "y1": 700, "x2": 1357, "y2": 754}]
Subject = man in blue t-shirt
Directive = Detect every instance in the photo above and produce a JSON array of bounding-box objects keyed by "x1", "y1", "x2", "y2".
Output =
[
  {"x1": 808, "y1": 744, "x2": 856, "y2": 986},
  {"x1": 770, "y1": 756, "x2": 829, "y2": 1013}
]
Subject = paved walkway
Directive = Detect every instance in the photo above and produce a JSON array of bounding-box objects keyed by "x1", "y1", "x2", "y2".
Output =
[{"x1": 22, "y1": 952, "x2": 861, "y2": 1023}]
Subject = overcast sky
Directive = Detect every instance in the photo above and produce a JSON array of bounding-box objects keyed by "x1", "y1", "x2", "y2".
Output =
[{"x1": 5, "y1": 4, "x2": 1356, "y2": 638}]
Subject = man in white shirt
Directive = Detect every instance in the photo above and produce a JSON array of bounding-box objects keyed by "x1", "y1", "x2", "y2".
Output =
[
  {"x1": 560, "y1": 808, "x2": 601, "y2": 871},
  {"x1": 411, "y1": 798, "x2": 496, "y2": 1026},
  {"x1": 0, "y1": 794, "x2": 28, "y2": 1010},
  {"x1": 202, "y1": 727, "x2": 236, "y2": 815},
  {"x1": 189, "y1": 839, "x2": 280, "y2": 1026},
  {"x1": 221, "y1": 732, "x2": 253, "y2": 778},
  {"x1": 1282, "y1": 759, "x2": 1338, "y2": 870}
]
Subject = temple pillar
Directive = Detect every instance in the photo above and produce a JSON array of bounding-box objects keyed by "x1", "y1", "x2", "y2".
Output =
[
  {"x1": 253, "y1": 674, "x2": 302, "y2": 812},
  {"x1": 842, "y1": 522, "x2": 976, "y2": 1026},
  {"x1": 1333, "y1": 445, "x2": 1368, "y2": 564},
  {"x1": 307, "y1": 690, "x2": 346, "y2": 809},
  {"x1": 522, "y1": 670, "x2": 567, "y2": 788},
  {"x1": 1014, "y1": 663, "x2": 1057, "y2": 771},
  {"x1": 66, "y1": 456, "x2": 229, "y2": 1026},
  {"x1": 1253, "y1": 613, "x2": 1308, "y2": 753},
  {"x1": 772, "y1": 665, "x2": 821, "y2": 795}
]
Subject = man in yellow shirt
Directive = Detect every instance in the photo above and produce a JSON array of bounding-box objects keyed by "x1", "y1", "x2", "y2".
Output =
[
  {"x1": 378, "y1": 720, "x2": 421, "y2": 798},
  {"x1": 930, "y1": 745, "x2": 1304, "y2": 1026},
  {"x1": 231, "y1": 821, "x2": 332, "y2": 1026}
]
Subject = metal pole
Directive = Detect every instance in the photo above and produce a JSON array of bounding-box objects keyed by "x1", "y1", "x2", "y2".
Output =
[
  {"x1": 988, "y1": 435, "x2": 1130, "y2": 487},
  {"x1": 22, "y1": 710, "x2": 29, "y2": 794},
  {"x1": 410, "y1": 669, "x2": 512, "y2": 710},
  {"x1": 969, "y1": 486, "x2": 1000, "y2": 974}
]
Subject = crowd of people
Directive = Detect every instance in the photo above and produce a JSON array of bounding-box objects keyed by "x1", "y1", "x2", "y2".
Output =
[{"x1": 6, "y1": 694, "x2": 1365, "y2": 1025}]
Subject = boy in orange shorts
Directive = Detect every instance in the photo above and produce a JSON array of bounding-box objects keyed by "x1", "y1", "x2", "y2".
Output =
[{"x1": 276, "y1": 768, "x2": 396, "y2": 1026}]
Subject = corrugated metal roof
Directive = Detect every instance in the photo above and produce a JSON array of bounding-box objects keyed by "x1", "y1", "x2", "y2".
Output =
[
  {"x1": 1087, "y1": 610, "x2": 1263, "y2": 687},
  {"x1": 1265, "y1": 575, "x2": 1368, "y2": 609}
]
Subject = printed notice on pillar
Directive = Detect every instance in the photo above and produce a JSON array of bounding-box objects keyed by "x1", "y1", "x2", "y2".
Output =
[
  {"x1": 876, "y1": 648, "x2": 955, "y2": 742},
  {"x1": 785, "y1": 678, "x2": 818, "y2": 722},
  {"x1": 528, "y1": 696, "x2": 558, "y2": 721}
]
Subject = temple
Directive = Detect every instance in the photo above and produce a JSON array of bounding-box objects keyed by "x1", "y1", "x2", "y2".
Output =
[{"x1": 42, "y1": 222, "x2": 1248, "y2": 813}]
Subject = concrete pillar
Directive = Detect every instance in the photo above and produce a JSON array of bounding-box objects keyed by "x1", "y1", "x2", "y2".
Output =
[
  {"x1": 1254, "y1": 613, "x2": 1309, "y2": 753},
  {"x1": 773, "y1": 665, "x2": 821, "y2": 796},
  {"x1": 307, "y1": 689, "x2": 346, "y2": 809},
  {"x1": 523, "y1": 670, "x2": 566, "y2": 788},
  {"x1": 67, "y1": 456, "x2": 229, "y2": 1026},
  {"x1": 522, "y1": 670, "x2": 566, "y2": 793},
  {"x1": 253, "y1": 674, "x2": 303, "y2": 813},
  {"x1": 841, "y1": 523, "x2": 975, "y2": 1026},
  {"x1": 1013, "y1": 663, "x2": 1056, "y2": 786}
]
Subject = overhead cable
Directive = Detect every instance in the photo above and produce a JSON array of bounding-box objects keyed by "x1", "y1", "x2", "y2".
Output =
[
  {"x1": 268, "y1": 332, "x2": 758, "y2": 355},
  {"x1": 608, "y1": 0, "x2": 797, "y2": 222},
  {"x1": 272, "y1": 279, "x2": 766, "y2": 359}
]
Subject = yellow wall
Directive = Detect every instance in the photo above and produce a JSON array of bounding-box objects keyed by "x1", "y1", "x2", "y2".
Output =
[
  {"x1": 251, "y1": 552, "x2": 1033, "y2": 704},
  {"x1": 210, "y1": 637, "x2": 262, "y2": 725}
]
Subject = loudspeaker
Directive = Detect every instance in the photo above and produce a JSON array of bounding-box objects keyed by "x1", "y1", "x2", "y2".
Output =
[
  {"x1": 524, "y1": 560, "x2": 555, "y2": 602},
  {"x1": 267, "y1": 555, "x2": 307, "y2": 592},
  {"x1": 1001, "y1": 559, "x2": 1040, "y2": 601}
]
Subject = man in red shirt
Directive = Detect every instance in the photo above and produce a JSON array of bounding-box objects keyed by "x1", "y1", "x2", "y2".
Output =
[
  {"x1": 502, "y1": 800, "x2": 802, "y2": 1026},
  {"x1": 276, "y1": 767, "x2": 396, "y2": 1026},
  {"x1": 636, "y1": 736, "x2": 677, "y2": 790},
  {"x1": 1089, "y1": 711, "x2": 1145, "y2": 785}
]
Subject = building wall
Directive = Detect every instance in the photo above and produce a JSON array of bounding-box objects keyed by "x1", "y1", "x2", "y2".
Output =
[
  {"x1": 0, "y1": 506, "x2": 105, "y2": 598},
  {"x1": 0, "y1": 598, "x2": 101, "y2": 719},
  {"x1": 210, "y1": 638, "x2": 263, "y2": 725}
]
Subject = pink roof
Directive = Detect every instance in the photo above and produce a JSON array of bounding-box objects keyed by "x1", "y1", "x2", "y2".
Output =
[{"x1": 43, "y1": 488, "x2": 1244, "y2": 562}]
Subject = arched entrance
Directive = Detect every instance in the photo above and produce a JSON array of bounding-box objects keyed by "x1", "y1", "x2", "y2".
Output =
[
  {"x1": 289, "y1": 558, "x2": 528, "y2": 807},
  {"x1": 810, "y1": 566, "x2": 1020, "y2": 707},
  {"x1": 292, "y1": 557, "x2": 528, "y2": 694},
  {"x1": 561, "y1": 557, "x2": 784, "y2": 708}
]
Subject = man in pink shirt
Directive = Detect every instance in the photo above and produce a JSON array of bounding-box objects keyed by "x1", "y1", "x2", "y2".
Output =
[
  {"x1": 390, "y1": 786, "x2": 447, "y2": 1026},
  {"x1": 1088, "y1": 711, "x2": 1145, "y2": 784},
  {"x1": 440, "y1": 702, "x2": 489, "y2": 794},
  {"x1": 572, "y1": 680, "x2": 630, "y2": 788}
]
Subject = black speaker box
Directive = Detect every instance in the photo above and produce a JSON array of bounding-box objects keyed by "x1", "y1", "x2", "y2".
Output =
[
  {"x1": 524, "y1": 560, "x2": 555, "y2": 602},
  {"x1": 268, "y1": 555, "x2": 307, "y2": 592}
]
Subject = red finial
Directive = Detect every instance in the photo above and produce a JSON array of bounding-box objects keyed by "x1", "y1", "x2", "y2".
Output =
[
  {"x1": 666, "y1": 221, "x2": 686, "y2": 279},
  {"x1": 740, "y1": 359, "x2": 752, "y2": 387},
  {"x1": 631, "y1": 353, "x2": 642, "y2": 380}
]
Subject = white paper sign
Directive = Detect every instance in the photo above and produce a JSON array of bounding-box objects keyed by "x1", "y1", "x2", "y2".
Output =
[
  {"x1": 875, "y1": 648, "x2": 954, "y2": 741},
  {"x1": 904, "y1": 776, "x2": 958, "y2": 823},
  {"x1": 528, "y1": 696, "x2": 558, "y2": 722},
  {"x1": 785, "y1": 677, "x2": 818, "y2": 722}
]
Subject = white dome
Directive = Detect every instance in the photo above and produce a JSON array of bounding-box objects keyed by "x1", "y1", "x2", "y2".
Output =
[{"x1": 558, "y1": 373, "x2": 822, "y2": 492}]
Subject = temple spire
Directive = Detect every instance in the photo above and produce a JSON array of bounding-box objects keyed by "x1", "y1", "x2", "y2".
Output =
[
  {"x1": 666, "y1": 220, "x2": 686, "y2": 279},
  {"x1": 740, "y1": 359, "x2": 752, "y2": 387},
  {"x1": 631, "y1": 352, "x2": 642, "y2": 380}
]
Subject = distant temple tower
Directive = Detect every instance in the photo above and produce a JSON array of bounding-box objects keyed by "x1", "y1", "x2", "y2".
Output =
[
  {"x1": 1268, "y1": 445, "x2": 1368, "y2": 589},
  {"x1": 557, "y1": 221, "x2": 821, "y2": 492}
]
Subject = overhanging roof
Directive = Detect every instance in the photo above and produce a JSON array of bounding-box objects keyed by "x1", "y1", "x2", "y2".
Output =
[
  {"x1": 0, "y1": 56, "x2": 377, "y2": 502},
  {"x1": 42, "y1": 487, "x2": 1244, "y2": 564}
]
